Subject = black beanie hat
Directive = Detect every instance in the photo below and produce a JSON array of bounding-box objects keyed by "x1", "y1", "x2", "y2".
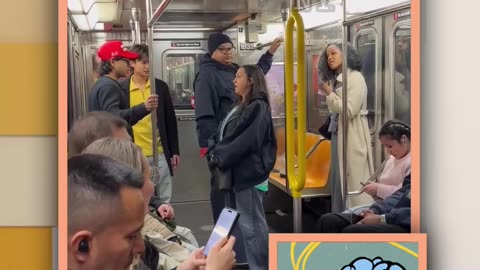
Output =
[{"x1": 208, "y1": 33, "x2": 234, "y2": 55}]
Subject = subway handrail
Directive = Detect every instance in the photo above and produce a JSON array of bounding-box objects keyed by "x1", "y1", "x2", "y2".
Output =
[
  {"x1": 148, "y1": 0, "x2": 173, "y2": 27},
  {"x1": 145, "y1": 0, "x2": 173, "y2": 167},
  {"x1": 341, "y1": 0, "x2": 349, "y2": 211},
  {"x1": 284, "y1": 7, "x2": 306, "y2": 199}
]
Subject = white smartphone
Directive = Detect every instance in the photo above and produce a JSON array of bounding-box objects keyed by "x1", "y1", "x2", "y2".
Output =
[{"x1": 203, "y1": 207, "x2": 240, "y2": 256}]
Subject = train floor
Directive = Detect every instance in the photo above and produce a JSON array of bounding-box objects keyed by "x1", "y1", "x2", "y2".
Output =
[{"x1": 171, "y1": 184, "x2": 332, "y2": 248}]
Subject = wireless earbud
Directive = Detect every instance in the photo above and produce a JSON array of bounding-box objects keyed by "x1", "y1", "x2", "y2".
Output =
[{"x1": 79, "y1": 240, "x2": 89, "y2": 253}]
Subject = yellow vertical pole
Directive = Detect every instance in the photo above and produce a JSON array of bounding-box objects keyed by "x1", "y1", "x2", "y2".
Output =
[{"x1": 284, "y1": 4, "x2": 306, "y2": 232}]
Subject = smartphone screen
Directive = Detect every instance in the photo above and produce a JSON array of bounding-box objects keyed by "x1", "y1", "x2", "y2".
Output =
[
  {"x1": 203, "y1": 208, "x2": 240, "y2": 256},
  {"x1": 350, "y1": 213, "x2": 364, "y2": 224}
]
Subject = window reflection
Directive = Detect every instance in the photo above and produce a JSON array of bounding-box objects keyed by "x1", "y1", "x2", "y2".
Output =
[
  {"x1": 356, "y1": 31, "x2": 377, "y2": 130},
  {"x1": 165, "y1": 54, "x2": 201, "y2": 108},
  {"x1": 393, "y1": 27, "x2": 411, "y2": 125}
]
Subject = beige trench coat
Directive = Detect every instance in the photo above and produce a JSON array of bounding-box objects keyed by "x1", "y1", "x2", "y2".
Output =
[{"x1": 326, "y1": 69, "x2": 374, "y2": 208}]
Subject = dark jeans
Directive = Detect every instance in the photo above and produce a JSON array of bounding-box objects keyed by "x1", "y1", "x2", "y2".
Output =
[
  {"x1": 210, "y1": 177, "x2": 248, "y2": 264},
  {"x1": 316, "y1": 213, "x2": 410, "y2": 233},
  {"x1": 235, "y1": 187, "x2": 269, "y2": 270}
]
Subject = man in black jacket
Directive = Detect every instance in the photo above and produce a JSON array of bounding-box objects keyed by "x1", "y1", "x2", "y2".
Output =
[
  {"x1": 119, "y1": 44, "x2": 180, "y2": 204},
  {"x1": 316, "y1": 174, "x2": 411, "y2": 233},
  {"x1": 88, "y1": 40, "x2": 159, "y2": 127},
  {"x1": 194, "y1": 32, "x2": 282, "y2": 267}
]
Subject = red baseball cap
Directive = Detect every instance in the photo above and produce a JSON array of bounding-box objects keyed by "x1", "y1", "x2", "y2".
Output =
[{"x1": 97, "y1": 41, "x2": 138, "y2": 61}]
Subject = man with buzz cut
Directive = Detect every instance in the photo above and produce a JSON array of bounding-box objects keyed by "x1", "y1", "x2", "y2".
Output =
[{"x1": 67, "y1": 154, "x2": 146, "y2": 270}]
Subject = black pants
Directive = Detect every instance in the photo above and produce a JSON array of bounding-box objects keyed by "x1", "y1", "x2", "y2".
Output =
[
  {"x1": 316, "y1": 213, "x2": 410, "y2": 233},
  {"x1": 210, "y1": 177, "x2": 248, "y2": 264}
]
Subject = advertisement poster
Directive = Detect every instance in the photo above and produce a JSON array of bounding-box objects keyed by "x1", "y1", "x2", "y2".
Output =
[{"x1": 265, "y1": 64, "x2": 297, "y2": 118}]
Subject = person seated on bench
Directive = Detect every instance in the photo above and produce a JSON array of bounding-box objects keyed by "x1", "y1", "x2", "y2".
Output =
[
  {"x1": 68, "y1": 154, "x2": 236, "y2": 270},
  {"x1": 361, "y1": 119, "x2": 411, "y2": 201},
  {"x1": 68, "y1": 112, "x2": 198, "y2": 252},
  {"x1": 315, "y1": 174, "x2": 411, "y2": 233}
]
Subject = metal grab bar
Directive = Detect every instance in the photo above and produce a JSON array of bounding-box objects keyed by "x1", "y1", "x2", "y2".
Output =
[
  {"x1": 285, "y1": 7, "x2": 306, "y2": 199},
  {"x1": 254, "y1": 37, "x2": 284, "y2": 50},
  {"x1": 145, "y1": 0, "x2": 173, "y2": 167},
  {"x1": 129, "y1": 19, "x2": 136, "y2": 44},
  {"x1": 284, "y1": 3, "x2": 306, "y2": 233},
  {"x1": 148, "y1": 0, "x2": 173, "y2": 27},
  {"x1": 293, "y1": 137, "x2": 324, "y2": 169},
  {"x1": 341, "y1": 0, "x2": 349, "y2": 212},
  {"x1": 132, "y1": 8, "x2": 141, "y2": 44}
]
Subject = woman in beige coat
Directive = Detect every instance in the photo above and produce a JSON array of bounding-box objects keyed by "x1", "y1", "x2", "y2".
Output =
[{"x1": 319, "y1": 41, "x2": 374, "y2": 211}]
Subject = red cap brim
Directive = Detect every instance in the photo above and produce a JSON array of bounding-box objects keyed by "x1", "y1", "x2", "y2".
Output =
[{"x1": 118, "y1": 50, "x2": 139, "y2": 60}]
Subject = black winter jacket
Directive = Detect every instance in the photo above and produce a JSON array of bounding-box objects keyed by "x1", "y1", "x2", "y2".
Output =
[
  {"x1": 208, "y1": 93, "x2": 277, "y2": 191},
  {"x1": 370, "y1": 174, "x2": 411, "y2": 230},
  {"x1": 194, "y1": 52, "x2": 273, "y2": 148}
]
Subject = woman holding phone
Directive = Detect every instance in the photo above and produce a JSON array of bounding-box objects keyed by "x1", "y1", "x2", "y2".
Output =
[
  {"x1": 318, "y1": 41, "x2": 374, "y2": 211},
  {"x1": 207, "y1": 65, "x2": 277, "y2": 270},
  {"x1": 362, "y1": 120, "x2": 411, "y2": 200}
]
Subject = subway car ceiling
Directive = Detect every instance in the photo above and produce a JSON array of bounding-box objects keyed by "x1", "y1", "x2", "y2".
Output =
[
  {"x1": 67, "y1": 0, "x2": 410, "y2": 33},
  {"x1": 67, "y1": 0, "x2": 411, "y2": 131}
]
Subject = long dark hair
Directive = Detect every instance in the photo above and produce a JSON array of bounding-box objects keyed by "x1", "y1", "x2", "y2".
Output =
[
  {"x1": 237, "y1": 65, "x2": 271, "y2": 108},
  {"x1": 318, "y1": 41, "x2": 362, "y2": 83}
]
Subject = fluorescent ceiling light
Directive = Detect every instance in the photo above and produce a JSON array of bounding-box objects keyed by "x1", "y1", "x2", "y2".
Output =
[
  {"x1": 69, "y1": 1, "x2": 117, "y2": 31},
  {"x1": 300, "y1": 3, "x2": 343, "y2": 29},
  {"x1": 346, "y1": 0, "x2": 409, "y2": 14},
  {"x1": 93, "y1": 23, "x2": 105, "y2": 30},
  {"x1": 295, "y1": 0, "x2": 409, "y2": 29},
  {"x1": 154, "y1": 28, "x2": 217, "y2": 31},
  {"x1": 68, "y1": 0, "x2": 116, "y2": 13},
  {"x1": 68, "y1": 0, "x2": 84, "y2": 13},
  {"x1": 258, "y1": 23, "x2": 284, "y2": 43},
  {"x1": 71, "y1": 14, "x2": 90, "y2": 31},
  {"x1": 87, "y1": 3, "x2": 117, "y2": 24}
]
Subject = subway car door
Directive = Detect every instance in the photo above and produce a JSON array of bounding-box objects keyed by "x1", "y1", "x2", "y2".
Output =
[
  {"x1": 385, "y1": 9, "x2": 412, "y2": 127},
  {"x1": 351, "y1": 17, "x2": 384, "y2": 168},
  {"x1": 158, "y1": 47, "x2": 212, "y2": 203}
]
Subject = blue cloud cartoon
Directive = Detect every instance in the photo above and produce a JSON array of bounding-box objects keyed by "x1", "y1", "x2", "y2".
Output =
[{"x1": 341, "y1": 257, "x2": 406, "y2": 270}]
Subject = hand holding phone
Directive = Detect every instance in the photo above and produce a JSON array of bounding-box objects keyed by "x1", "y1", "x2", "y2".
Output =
[
  {"x1": 203, "y1": 208, "x2": 240, "y2": 256},
  {"x1": 350, "y1": 213, "x2": 364, "y2": 224},
  {"x1": 205, "y1": 236, "x2": 237, "y2": 270}
]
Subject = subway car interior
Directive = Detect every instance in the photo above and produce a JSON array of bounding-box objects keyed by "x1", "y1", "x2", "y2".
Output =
[{"x1": 67, "y1": 0, "x2": 412, "y2": 243}]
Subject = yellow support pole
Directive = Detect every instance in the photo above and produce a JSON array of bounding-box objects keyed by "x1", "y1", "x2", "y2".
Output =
[{"x1": 285, "y1": 8, "x2": 306, "y2": 199}]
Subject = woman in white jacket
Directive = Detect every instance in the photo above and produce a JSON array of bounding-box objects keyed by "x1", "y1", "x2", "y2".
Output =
[{"x1": 319, "y1": 41, "x2": 374, "y2": 211}]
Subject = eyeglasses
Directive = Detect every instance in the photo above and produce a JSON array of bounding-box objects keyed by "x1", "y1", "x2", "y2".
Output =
[{"x1": 217, "y1": 46, "x2": 235, "y2": 54}]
